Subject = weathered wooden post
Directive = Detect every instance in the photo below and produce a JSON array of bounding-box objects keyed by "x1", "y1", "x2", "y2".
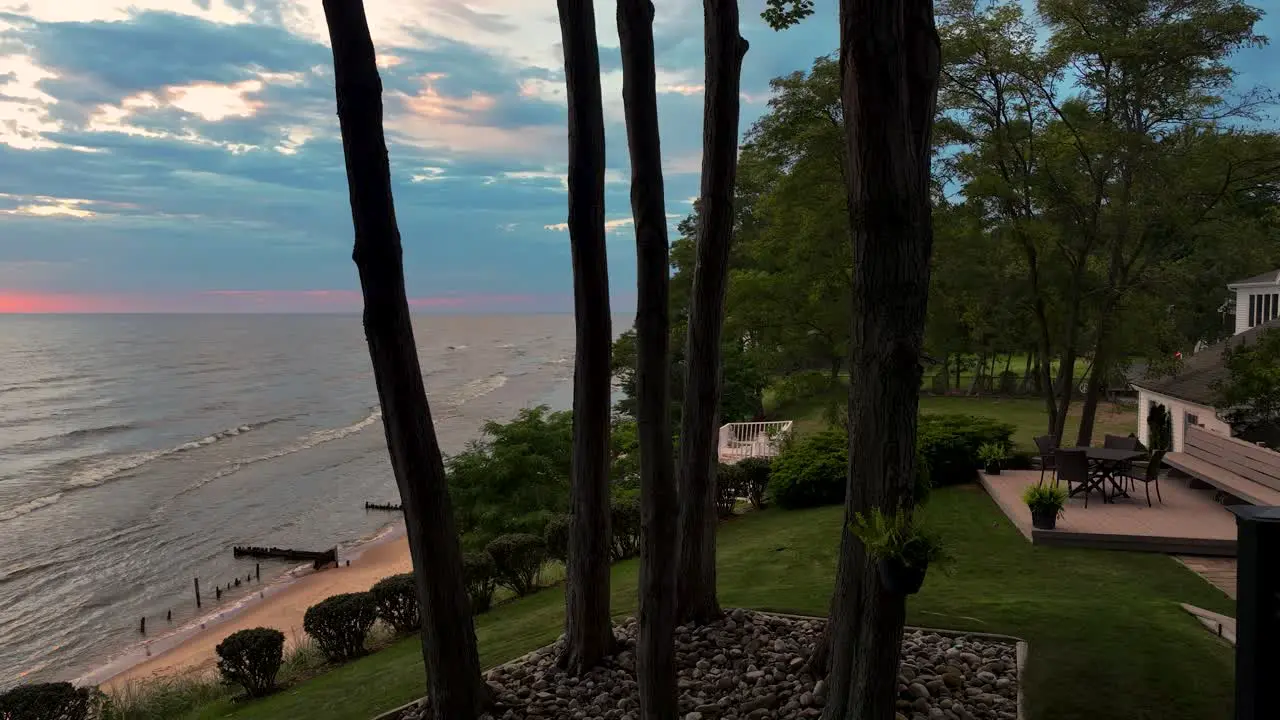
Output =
[
  {"x1": 256, "y1": 563, "x2": 260, "y2": 581},
  {"x1": 166, "y1": 609, "x2": 171, "y2": 622},
  {"x1": 216, "y1": 587, "x2": 222, "y2": 600},
  {"x1": 1230, "y1": 506, "x2": 1280, "y2": 720},
  {"x1": 139, "y1": 617, "x2": 146, "y2": 634},
  {"x1": 193, "y1": 578, "x2": 201, "y2": 608}
]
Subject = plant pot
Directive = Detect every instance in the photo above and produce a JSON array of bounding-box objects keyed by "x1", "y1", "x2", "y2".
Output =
[
  {"x1": 877, "y1": 557, "x2": 928, "y2": 595},
  {"x1": 985, "y1": 462, "x2": 1001, "y2": 475},
  {"x1": 1030, "y1": 507, "x2": 1058, "y2": 530}
]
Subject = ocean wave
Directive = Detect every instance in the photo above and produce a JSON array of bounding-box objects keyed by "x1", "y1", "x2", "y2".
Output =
[
  {"x1": 0, "y1": 493, "x2": 63, "y2": 523},
  {"x1": 447, "y1": 374, "x2": 508, "y2": 406},
  {"x1": 64, "y1": 423, "x2": 262, "y2": 490},
  {"x1": 6, "y1": 423, "x2": 141, "y2": 455}
]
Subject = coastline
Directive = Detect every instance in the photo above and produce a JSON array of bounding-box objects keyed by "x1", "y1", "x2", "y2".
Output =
[{"x1": 87, "y1": 521, "x2": 413, "y2": 689}]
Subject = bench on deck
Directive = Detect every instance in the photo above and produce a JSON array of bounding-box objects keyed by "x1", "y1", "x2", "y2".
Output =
[{"x1": 1164, "y1": 425, "x2": 1280, "y2": 507}]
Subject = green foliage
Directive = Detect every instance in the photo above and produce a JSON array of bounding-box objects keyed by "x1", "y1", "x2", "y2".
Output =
[
  {"x1": 768, "y1": 428, "x2": 848, "y2": 509},
  {"x1": 369, "y1": 574, "x2": 419, "y2": 635},
  {"x1": 735, "y1": 456, "x2": 773, "y2": 509},
  {"x1": 609, "y1": 497, "x2": 642, "y2": 562},
  {"x1": 978, "y1": 442, "x2": 1009, "y2": 463},
  {"x1": 302, "y1": 592, "x2": 377, "y2": 663},
  {"x1": 1147, "y1": 402, "x2": 1174, "y2": 452},
  {"x1": 917, "y1": 414, "x2": 1016, "y2": 485},
  {"x1": 717, "y1": 463, "x2": 744, "y2": 517},
  {"x1": 485, "y1": 534, "x2": 546, "y2": 597},
  {"x1": 215, "y1": 628, "x2": 285, "y2": 698},
  {"x1": 1213, "y1": 328, "x2": 1280, "y2": 431},
  {"x1": 0, "y1": 682, "x2": 101, "y2": 720},
  {"x1": 849, "y1": 508, "x2": 950, "y2": 571},
  {"x1": 461, "y1": 551, "x2": 497, "y2": 614},
  {"x1": 542, "y1": 514, "x2": 571, "y2": 563},
  {"x1": 1022, "y1": 484, "x2": 1069, "y2": 515},
  {"x1": 761, "y1": 0, "x2": 814, "y2": 30}
]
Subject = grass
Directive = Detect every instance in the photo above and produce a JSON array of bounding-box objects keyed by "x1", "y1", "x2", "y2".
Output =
[{"x1": 179, "y1": 486, "x2": 1233, "y2": 720}]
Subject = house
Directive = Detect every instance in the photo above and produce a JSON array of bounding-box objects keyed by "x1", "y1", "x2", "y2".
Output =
[{"x1": 1133, "y1": 268, "x2": 1280, "y2": 452}]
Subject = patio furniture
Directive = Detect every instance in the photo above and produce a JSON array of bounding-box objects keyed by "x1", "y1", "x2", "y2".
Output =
[
  {"x1": 1123, "y1": 450, "x2": 1166, "y2": 507},
  {"x1": 1035, "y1": 435, "x2": 1059, "y2": 486},
  {"x1": 1104, "y1": 434, "x2": 1140, "y2": 451},
  {"x1": 1163, "y1": 425, "x2": 1280, "y2": 506},
  {"x1": 1055, "y1": 448, "x2": 1097, "y2": 507},
  {"x1": 1077, "y1": 446, "x2": 1145, "y2": 503}
]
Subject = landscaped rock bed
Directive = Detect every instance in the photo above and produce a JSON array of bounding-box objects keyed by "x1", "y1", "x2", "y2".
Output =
[{"x1": 396, "y1": 610, "x2": 1019, "y2": 720}]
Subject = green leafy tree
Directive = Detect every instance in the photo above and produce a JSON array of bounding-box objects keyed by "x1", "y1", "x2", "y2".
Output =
[{"x1": 1214, "y1": 328, "x2": 1280, "y2": 431}]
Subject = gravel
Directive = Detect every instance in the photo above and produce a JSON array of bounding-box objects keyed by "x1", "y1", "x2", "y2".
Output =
[{"x1": 397, "y1": 610, "x2": 1019, "y2": 720}]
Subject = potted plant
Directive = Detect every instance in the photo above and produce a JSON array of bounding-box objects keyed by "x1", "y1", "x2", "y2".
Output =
[
  {"x1": 850, "y1": 508, "x2": 949, "y2": 595},
  {"x1": 1022, "y1": 484, "x2": 1068, "y2": 530},
  {"x1": 978, "y1": 442, "x2": 1008, "y2": 475}
]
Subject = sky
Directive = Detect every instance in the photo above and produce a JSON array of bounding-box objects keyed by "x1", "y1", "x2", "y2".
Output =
[
  {"x1": 0, "y1": 1, "x2": 1276, "y2": 314},
  {"x1": 0, "y1": 0, "x2": 842, "y2": 313}
]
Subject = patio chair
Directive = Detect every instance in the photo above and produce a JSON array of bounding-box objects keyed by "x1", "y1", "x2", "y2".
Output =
[
  {"x1": 1055, "y1": 448, "x2": 1096, "y2": 507},
  {"x1": 1104, "y1": 434, "x2": 1140, "y2": 451},
  {"x1": 1035, "y1": 435, "x2": 1059, "y2": 486},
  {"x1": 1123, "y1": 450, "x2": 1166, "y2": 507}
]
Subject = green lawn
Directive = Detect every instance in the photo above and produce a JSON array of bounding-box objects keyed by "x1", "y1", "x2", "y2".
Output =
[{"x1": 188, "y1": 486, "x2": 1232, "y2": 720}]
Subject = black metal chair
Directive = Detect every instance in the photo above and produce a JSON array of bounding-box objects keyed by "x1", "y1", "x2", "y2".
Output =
[
  {"x1": 1104, "y1": 434, "x2": 1140, "y2": 451},
  {"x1": 1123, "y1": 450, "x2": 1166, "y2": 507},
  {"x1": 1035, "y1": 435, "x2": 1059, "y2": 486},
  {"x1": 1055, "y1": 448, "x2": 1097, "y2": 507}
]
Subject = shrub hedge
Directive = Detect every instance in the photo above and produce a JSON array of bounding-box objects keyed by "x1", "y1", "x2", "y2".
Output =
[
  {"x1": 768, "y1": 428, "x2": 848, "y2": 509},
  {"x1": 485, "y1": 533, "x2": 546, "y2": 597},
  {"x1": 0, "y1": 682, "x2": 101, "y2": 720},
  {"x1": 462, "y1": 550, "x2": 498, "y2": 614},
  {"x1": 917, "y1": 414, "x2": 1016, "y2": 485},
  {"x1": 735, "y1": 456, "x2": 772, "y2": 509},
  {"x1": 302, "y1": 592, "x2": 377, "y2": 663},
  {"x1": 215, "y1": 627, "x2": 285, "y2": 698},
  {"x1": 716, "y1": 463, "x2": 744, "y2": 517},
  {"x1": 609, "y1": 497, "x2": 641, "y2": 561},
  {"x1": 543, "y1": 513, "x2": 571, "y2": 563},
  {"x1": 370, "y1": 573, "x2": 420, "y2": 634}
]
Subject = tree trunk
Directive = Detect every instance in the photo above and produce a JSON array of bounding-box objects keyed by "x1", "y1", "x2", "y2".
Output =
[
  {"x1": 321, "y1": 2, "x2": 487, "y2": 716},
  {"x1": 675, "y1": 0, "x2": 748, "y2": 626},
  {"x1": 967, "y1": 351, "x2": 986, "y2": 395},
  {"x1": 830, "y1": 355, "x2": 842, "y2": 383},
  {"x1": 1020, "y1": 350, "x2": 1034, "y2": 395},
  {"x1": 618, "y1": 2, "x2": 679, "y2": 716},
  {"x1": 557, "y1": 0, "x2": 614, "y2": 675},
  {"x1": 824, "y1": 1, "x2": 940, "y2": 719}
]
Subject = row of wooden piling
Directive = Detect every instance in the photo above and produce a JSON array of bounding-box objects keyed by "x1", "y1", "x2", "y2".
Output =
[{"x1": 139, "y1": 562, "x2": 261, "y2": 635}]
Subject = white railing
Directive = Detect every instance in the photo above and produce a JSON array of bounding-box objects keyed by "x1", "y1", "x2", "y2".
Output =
[{"x1": 718, "y1": 420, "x2": 793, "y2": 463}]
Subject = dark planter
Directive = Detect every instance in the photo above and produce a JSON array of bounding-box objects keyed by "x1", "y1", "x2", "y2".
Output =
[
  {"x1": 877, "y1": 557, "x2": 928, "y2": 595},
  {"x1": 985, "y1": 461, "x2": 1001, "y2": 475},
  {"x1": 1030, "y1": 506, "x2": 1059, "y2": 530}
]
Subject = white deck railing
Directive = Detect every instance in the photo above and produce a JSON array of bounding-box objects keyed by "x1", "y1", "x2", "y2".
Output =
[{"x1": 718, "y1": 420, "x2": 793, "y2": 463}]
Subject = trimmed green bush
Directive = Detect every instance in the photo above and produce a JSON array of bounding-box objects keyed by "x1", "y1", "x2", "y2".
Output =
[
  {"x1": 0, "y1": 682, "x2": 100, "y2": 720},
  {"x1": 302, "y1": 592, "x2": 377, "y2": 662},
  {"x1": 215, "y1": 627, "x2": 285, "y2": 698},
  {"x1": 369, "y1": 573, "x2": 420, "y2": 634},
  {"x1": 462, "y1": 550, "x2": 498, "y2": 614},
  {"x1": 735, "y1": 457, "x2": 772, "y2": 509},
  {"x1": 543, "y1": 513, "x2": 571, "y2": 562},
  {"x1": 768, "y1": 428, "x2": 848, "y2": 509},
  {"x1": 610, "y1": 496, "x2": 641, "y2": 561},
  {"x1": 717, "y1": 463, "x2": 744, "y2": 517},
  {"x1": 485, "y1": 533, "x2": 546, "y2": 597},
  {"x1": 917, "y1": 414, "x2": 1016, "y2": 485}
]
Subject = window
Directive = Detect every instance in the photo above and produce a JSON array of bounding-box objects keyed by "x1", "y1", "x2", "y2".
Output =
[
  {"x1": 1186, "y1": 413, "x2": 1199, "y2": 427},
  {"x1": 1274, "y1": 293, "x2": 1279, "y2": 321},
  {"x1": 1250, "y1": 294, "x2": 1257, "y2": 327}
]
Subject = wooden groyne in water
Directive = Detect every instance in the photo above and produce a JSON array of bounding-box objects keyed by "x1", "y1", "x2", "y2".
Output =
[
  {"x1": 364, "y1": 502, "x2": 402, "y2": 511},
  {"x1": 233, "y1": 545, "x2": 337, "y2": 569}
]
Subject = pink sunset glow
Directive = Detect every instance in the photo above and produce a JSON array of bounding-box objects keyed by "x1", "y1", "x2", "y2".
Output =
[{"x1": 0, "y1": 290, "x2": 566, "y2": 314}]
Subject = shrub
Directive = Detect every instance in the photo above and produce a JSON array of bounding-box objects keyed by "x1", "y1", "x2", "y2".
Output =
[
  {"x1": 302, "y1": 592, "x2": 377, "y2": 662},
  {"x1": 485, "y1": 534, "x2": 546, "y2": 597},
  {"x1": 716, "y1": 463, "x2": 744, "y2": 517},
  {"x1": 462, "y1": 550, "x2": 498, "y2": 614},
  {"x1": 917, "y1": 414, "x2": 1015, "y2": 485},
  {"x1": 1022, "y1": 484, "x2": 1068, "y2": 514},
  {"x1": 849, "y1": 508, "x2": 950, "y2": 570},
  {"x1": 543, "y1": 513, "x2": 571, "y2": 562},
  {"x1": 369, "y1": 573, "x2": 420, "y2": 634},
  {"x1": 215, "y1": 627, "x2": 285, "y2": 698},
  {"x1": 610, "y1": 496, "x2": 642, "y2": 561},
  {"x1": 0, "y1": 682, "x2": 101, "y2": 720},
  {"x1": 735, "y1": 457, "x2": 772, "y2": 509},
  {"x1": 768, "y1": 428, "x2": 848, "y2": 509}
]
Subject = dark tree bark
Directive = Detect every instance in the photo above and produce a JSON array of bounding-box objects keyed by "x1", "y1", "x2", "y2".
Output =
[
  {"x1": 675, "y1": 0, "x2": 748, "y2": 626},
  {"x1": 618, "y1": 3, "x2": 679, "y2": 716},
  {"x1": 822, "y1": 1, "x2": 941, "y2": 719},
  {"x1": 321, "y1": 2, "x2": 487, "y2": 717},
  {"x1": 556, "y1": 0, "x2": 615, "y2": 675}
]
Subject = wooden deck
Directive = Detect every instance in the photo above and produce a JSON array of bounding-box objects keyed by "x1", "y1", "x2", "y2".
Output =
[{"x1": 979, "y1": 470, "x2": 1238, "y2": 556}]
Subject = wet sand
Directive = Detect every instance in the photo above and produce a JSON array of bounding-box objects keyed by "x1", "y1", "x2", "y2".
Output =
[{"x1": 102, "y1": 532, "x2": 413, "y2": 688}]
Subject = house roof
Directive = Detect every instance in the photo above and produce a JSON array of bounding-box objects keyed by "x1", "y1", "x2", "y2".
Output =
[
  {"x1": 1228, "y1": 269, "x2": 1280, "y2": 288},
  {"x1": 1133, "y1": 319, "x2": 1280, "y2": 406}
]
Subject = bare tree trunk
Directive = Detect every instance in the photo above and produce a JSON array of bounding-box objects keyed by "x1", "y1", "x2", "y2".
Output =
[
  {"x1": 1076, "y1": 320, "x2": 1115, "y2": 447},
  {"x1": 618, "y1": 3, "x2": 678, "y2": 716},
  {"x1": 823, "y1": 1, "x2": 941, "y2": 719},
  {"x1": 675, "y1": 0, "x2": 748, "y2": 626},
  {"x1": 321, "y1": 2, "x2": 486, "y2": 716},
  {"x1": 556, "y1": 0, "x2": 614, "y2": 675},
  {"x1": 1020, "y1": 350, "x2": 1034, "y2": 395}
]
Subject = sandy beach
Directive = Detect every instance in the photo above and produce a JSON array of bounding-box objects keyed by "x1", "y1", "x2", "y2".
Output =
[{"x1": 102, "y1": 531, "x2": 414, "y2": 688}]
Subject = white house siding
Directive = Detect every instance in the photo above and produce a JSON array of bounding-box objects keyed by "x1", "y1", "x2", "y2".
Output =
[
  {"x1": 1234, "y1": 284, "x2": 1280, "y2": 335},
  {"x1": 1135, "y1": 388, "x2": 1232, "y2": 452}
]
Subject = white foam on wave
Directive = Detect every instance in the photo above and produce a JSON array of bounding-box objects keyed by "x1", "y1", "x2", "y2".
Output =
[
  {"x1": 65, "y1": 423, "x2": 262, "y2": 489},
  {"x1": 447, "y1": 374, "x2": 508, "y2": 407},
  {"x1": 0, "y1": 493, "x2": 64, "y2": 522}
]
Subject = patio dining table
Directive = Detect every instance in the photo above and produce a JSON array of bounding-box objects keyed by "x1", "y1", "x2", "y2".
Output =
[{"x1": 1068, "y1": 446, "x2": 1144, "y2": 503}]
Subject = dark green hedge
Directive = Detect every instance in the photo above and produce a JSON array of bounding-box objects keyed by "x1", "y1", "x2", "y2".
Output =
[
  {"x1": 485, "y1": 533, "x2": 546, "y2": 597},
  {"x1": 543, "y1": 514, "x2": 571, "y2": 563},
  {"x1": 609, "y1": 497, "x2": 641, "y2": 561},
  {"x1": 768, "y1": 429, "x2": 849, "y2": 509},
  {"x1": 302, "y1": 592, "x2": 377, "y2": 663},
  {"x1": 917, "y1": 414, "x2": 1015, "y2": 485},
  {"x1": 0, "y1": 682, "x2": 100, "y2": 720},
  {"x1": 370, "y1": 573, "x2": 420, "y2": 634},
  {"x1": 462, "y1": 550, "x2": 498, "y2": 614},
  {"x1": 735, "y1": 457, "x2": 772, "y2": 509},
  {"x1": 215, "y1": 627, "x2": 285, "y2": 697}
]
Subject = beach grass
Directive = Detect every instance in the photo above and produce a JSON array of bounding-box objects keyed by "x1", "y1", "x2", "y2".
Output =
[{"x1": 178, "y1": 483, "x2": 1234, "y2": 720}]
